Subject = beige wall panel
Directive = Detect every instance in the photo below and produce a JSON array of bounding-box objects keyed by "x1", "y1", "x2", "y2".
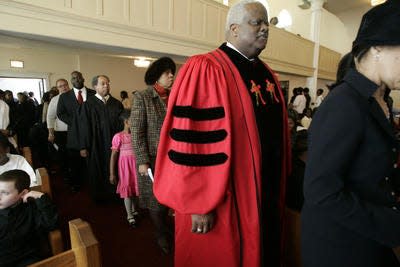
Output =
[
  {"x1": 71, "y1": 0, "x2": 97, "y2": 17},
  {"x1": 153, "y1": 0, "x2": 171, "y2": 31},
  {"x1": 191, "y1": 0, "x2": 205, "y2": 38},
  {"x1": 219, "y1": 9, "x2": 228, "y2": 43},
  {"x1": 131, "y1": 0, "x2": 150, "y2": 26},
  {"x1": 13, "y1": 0, "x2": 65, "y2": 10},
  {"x1": 205, "y1": 5, "x2": 219, "y2": 41},
  {"x1": 263, "y1": 27, "x2": 314, "y2": 76},
  {"x1": 318, "y1": 46, "x2": 341, "y2": 81},
  {"x1": 173, "y1": 0, "x2": 189, "y2": 35},
  {"x1": 103, "y1": 0, "x2": 125, "y2": 21}
]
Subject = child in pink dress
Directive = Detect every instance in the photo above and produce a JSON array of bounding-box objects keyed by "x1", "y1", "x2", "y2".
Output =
[{"x1": 110, "y1": 110, "x2": 139, "y2": 227}]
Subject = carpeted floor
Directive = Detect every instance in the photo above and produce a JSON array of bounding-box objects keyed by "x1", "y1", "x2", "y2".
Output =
[{"x1": 48, "y1": 166, "x2": 174, "y2": 267}]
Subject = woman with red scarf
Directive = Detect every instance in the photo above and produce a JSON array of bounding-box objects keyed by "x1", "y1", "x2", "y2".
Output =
[{"x1": 130, "y1": 57, "x2": 176, "y2": 254}]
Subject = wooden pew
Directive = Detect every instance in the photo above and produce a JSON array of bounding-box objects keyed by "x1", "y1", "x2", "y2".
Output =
[
  {"x1": 28, "y1": 218, "x2": 101, "y2": 267},
  {"x1": 30, "y1": 167, "x2": 62, "y2": 255}
]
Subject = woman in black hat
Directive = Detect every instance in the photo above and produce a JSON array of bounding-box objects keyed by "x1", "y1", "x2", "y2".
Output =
[
  {"x1": 302, "y1": 1, "x2": 400, "y2": 266},
  {"x1": 130, "y1": 57, "x2": 176, "y2": 254}
]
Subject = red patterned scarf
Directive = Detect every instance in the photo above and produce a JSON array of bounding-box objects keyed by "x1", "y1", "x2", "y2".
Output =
[{"x1": 154, "y1": 83, "x2": 169, "y2": 105}]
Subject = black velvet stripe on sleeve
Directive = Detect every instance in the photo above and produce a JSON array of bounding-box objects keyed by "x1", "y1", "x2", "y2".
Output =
[
  {"x1": 170, "y1": 128, "x2": 227, "y2": 144},
  {"x1": 172, "y1": 106, "x2": 225, "y2": 121},
  {"x1": 168, "y1": 150, "x2": 228, "y2": 166}
]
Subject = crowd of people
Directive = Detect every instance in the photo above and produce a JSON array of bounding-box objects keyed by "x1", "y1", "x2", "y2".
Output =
[{"x1": 1, "y1": 0, "x2": 400, "y2": 266}]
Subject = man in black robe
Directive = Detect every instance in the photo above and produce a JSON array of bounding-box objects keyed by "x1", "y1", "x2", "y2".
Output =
[{"x1": 78, "y1": 75, "x2": 123, "y2": 202}]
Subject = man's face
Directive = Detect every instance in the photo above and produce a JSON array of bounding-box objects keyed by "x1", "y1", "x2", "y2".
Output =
[
  {"x1": 94, "y1": 76, "x2": 110, "y2": 97},
  {"x1": 56, "y1": 80, "x2": 70, "y2": 94},
  {"x1": 71, "y1": 72, "x2": 85, "y2": 89},
  {"x1": 0, "y1": 181, "x2": 23, "y2": 209},
  {"x1": 232, "y1": 3, "x2": 269, "y2": 58}
]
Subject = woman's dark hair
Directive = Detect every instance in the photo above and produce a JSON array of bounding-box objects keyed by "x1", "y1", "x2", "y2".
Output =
[
  {"x1": 0, "y1": 170, "x2": 30, "y2": 193},
  {"x1": 119, "y1": 109, "x2": 131, "y2": 121},
  {"x1": 328, "y1": 52, "x2": 356, "y2": 90},
  {"x1": 120, "y1": 91, "x2": 128, "y2": 99},
  {"x1": 144, "y1": 57, "x2": 176, "y2": 86}
]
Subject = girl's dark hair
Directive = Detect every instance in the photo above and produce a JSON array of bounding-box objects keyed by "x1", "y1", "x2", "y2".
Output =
[
  {"x1": 119, "y1": 109, "x2": 131, "y2": 121},
  {"x1": 144, "y1": 57, "x2": 176, "y2": 85},
  {"x1": 120, "y1": 91, "x2": 128, "y2": 99}
]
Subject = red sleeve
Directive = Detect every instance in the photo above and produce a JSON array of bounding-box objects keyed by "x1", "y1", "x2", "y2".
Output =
[{"x1": 154, "y1": 54, "x2": 232, "y2": 215}]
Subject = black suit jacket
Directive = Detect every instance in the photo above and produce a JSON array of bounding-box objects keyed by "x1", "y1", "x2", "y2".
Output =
[
  {"x1": 302, "y1": 69, "x2": 400, "y2": 267},
  {"x1": 57, "y1": 87, "x2": 95, "y2": 149}
]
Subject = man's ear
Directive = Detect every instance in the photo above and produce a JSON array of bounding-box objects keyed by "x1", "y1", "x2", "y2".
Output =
[{"x1": 230, "y1": 24, "x2": 239, "y2": 37}]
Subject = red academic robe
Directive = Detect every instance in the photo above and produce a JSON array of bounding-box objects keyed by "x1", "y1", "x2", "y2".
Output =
[{"x1": 154, "y1": 49, "x2": 290, "y2": 267}]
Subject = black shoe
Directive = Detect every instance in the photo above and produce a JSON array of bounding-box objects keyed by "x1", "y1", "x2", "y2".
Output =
[{"x1": 127, "y1": 217, "x2": 137, "y2": 228}]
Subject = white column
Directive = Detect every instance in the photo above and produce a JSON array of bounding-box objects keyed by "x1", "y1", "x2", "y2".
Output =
[{"x1": 306, "y1": 0, "x2": 326, "y2": 101}]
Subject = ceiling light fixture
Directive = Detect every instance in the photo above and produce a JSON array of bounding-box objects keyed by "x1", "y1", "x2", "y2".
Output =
[
  {"x1": 371, "y1": 0, "x2": 386, "y2": 6},
  {"x1": 10, "y1": 60, "x2": 24, "y2": 68},
  {"x1": 133, "y1": 58, "x2": 151, "y2": 68}
]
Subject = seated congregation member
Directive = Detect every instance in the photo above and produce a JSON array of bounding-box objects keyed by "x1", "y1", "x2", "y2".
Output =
[
  {"x1": 300, "y1": 107, "x2": 312, "y2": 129},
  {"x1": 302, "y1": 1, "x2": 400, "y2": 266},
  {"x1": 131, "y1": 57, "x2": 176, "y2": 254},
  {"x1": 0, "y1": 133, "x2": 36, "y2": 186},
  {"x1": 0, "y1": 170, "x2": 58, "y2": 267},
  {"x1": 286, "y1": 109, "x2": 307, "y2": 212},
  {"x1": 57, "y1": 71, "x2": 95, "y2": 192},
  {"x1": 79, "y1": 75, "x2": 124, "y2": 202}
]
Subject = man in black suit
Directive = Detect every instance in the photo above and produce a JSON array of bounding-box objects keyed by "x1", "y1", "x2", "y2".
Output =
[{"x1": 57, "y1": 71, "x2": 95, "y2": 192}]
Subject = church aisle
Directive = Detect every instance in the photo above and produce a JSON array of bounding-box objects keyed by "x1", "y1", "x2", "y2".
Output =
[{"x1": 49, "y1": 167, "x2": 174, "y2": 267}]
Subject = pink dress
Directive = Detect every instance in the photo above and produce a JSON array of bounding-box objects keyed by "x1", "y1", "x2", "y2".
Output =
[{"x1": 111, "y1": 132, "x2": 139, "y2": 198}]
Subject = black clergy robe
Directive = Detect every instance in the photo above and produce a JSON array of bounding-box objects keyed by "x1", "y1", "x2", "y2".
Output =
[
  {"x1": 219, "y1": 43, "x2": 286, "y2": 266},
  {"x1": 79, "y1": 95, "x2": 123, "y2": 202}
]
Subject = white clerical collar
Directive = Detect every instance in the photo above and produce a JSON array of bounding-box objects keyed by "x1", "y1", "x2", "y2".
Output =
[
  {"x1": 226, "y1": 42, "x2": 255, "y2": 62},
  {"x1": 95, "y1": 93, "x2": 109, "y2": 103}
]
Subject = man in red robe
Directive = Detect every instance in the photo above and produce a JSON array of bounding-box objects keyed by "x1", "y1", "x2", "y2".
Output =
[{"x1": 154, "y1": 0, "x2": 290, "y2": 266}]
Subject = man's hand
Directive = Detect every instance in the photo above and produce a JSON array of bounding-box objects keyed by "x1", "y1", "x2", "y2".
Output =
[
  {"x1": 109, "y1": 174, "x2": 117, "y2": 185},
  {"x1": 48, "y1": 134, "x2": 55, "y2": 143},
  {"x1": 138, "y1": 164, "x2": 149, "y2": 176},
  {"x1": 22, "y1": 191, "x2": 44, "y2": 202},
  {"x1": 191, "y1": 213, "x2": 215, "y2": 234},
  {"x1": 80, "y1": 149, "x2": 88, "y2": 158},
  {"x1": 0, "y1": 129, "x2": 9, "y2": 136}
]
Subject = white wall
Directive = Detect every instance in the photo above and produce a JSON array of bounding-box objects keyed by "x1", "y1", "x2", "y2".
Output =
[
  {"x1": 335, "y1": 6, "x2": 371, "y2": 47},
  {"x1": 0, "y1": 35, "x2": 167, "y2": 99}
]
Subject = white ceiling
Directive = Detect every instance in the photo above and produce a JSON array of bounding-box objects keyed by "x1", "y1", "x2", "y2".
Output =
[{"x1": 324, "y1": 0, "x2": 371, "y2": 14}]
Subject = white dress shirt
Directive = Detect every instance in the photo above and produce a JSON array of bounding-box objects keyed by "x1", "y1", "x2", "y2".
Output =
[
  {"x1": 0, "y1": 154, "x2": 37, "y2": 186},
  {"x1": 73, "y1": 87, "x2": 88, "y2": 102},
  {"x1": 0, "y1": 99, "x2": 9, "y2": 130},
  {"x1": 47, "y1": 94, "x2": 68, "y2": 132},
  {"x1": 293, "y1": 94, "x2": 307, "y2": 115}
]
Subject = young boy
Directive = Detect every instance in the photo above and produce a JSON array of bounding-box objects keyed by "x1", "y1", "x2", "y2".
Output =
[{"x1": 0, "y1": 169, "x2": 58, "y2": 267}]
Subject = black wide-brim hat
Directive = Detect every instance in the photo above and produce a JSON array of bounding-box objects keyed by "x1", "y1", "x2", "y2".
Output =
[{"x1": 352, "y1": 0, "x2": 400, "y2": 53}]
